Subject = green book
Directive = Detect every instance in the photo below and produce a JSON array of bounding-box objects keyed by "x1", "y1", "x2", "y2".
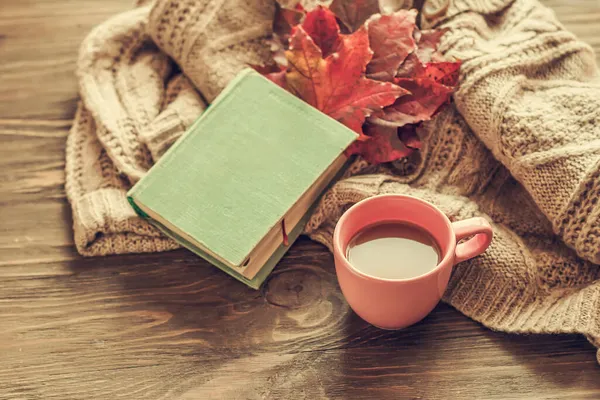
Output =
[{"x1": 127, "y1": 69, "x2": 357, "y2": 289}]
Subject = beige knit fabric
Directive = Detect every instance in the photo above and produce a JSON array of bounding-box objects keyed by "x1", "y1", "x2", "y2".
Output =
[
  {"x1": 65, "y1": 0, "x2": 600, "y2": 361},
  {"x1": 148, "y1": 0, "x2": 275, "y2": 102}
]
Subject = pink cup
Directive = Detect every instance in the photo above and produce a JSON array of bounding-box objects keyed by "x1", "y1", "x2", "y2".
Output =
[{"x1": 333, "y1": 194, "x2": 493, "y2": 330}]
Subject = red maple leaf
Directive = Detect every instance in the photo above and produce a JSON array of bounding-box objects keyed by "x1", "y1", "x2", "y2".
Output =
[
  {"x1": 422, "y1": 61, "x2": 461, "y2": 87},
  {"x1": 330, "y1": 0, "x2": 380, "y2": 33},
  {"x1": 399, "y1": 125, "x2": 422, "y2": 149},
  {"x1": 269, "y1": 2, "x2": 306, "y2": 68},
  {"x1": 397, "y1": 28, "x2": 449, "y2": 78},
  {"x1": 273, "y1": 2, "x2": 305, "y2": 36},
  {"x1": 302, "y1": 6, "x2": 341, "y2": 57},
  {"x1": 250, "y1": 64, "x2": 287, "y2": 89},
  {"x1": 285, "y1": 24, "x2": 407, "y2": 135},
  {"x1": 256, "y1": 4, "x2": 461, "y2": 165},
  {"x1": 345, "y1": 124, "x2": 414, "y2": 164},
  {"x1": 366, "y1": 10, "x2": 417, "y2": 81},
  {"x1": 395, "y1": 53, "x2": 423, "y2": 78},
  {"x1": 372, "y1": 26, "x2": 460, "y2": 129},
  {"x1": 372, "y1": 78, "x2": 453, "y2": 127},
  {"x1": 413, "y1": 28, "x2": 448, "y2": 63}
]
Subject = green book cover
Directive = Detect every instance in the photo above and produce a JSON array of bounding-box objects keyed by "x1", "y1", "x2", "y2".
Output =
[{"x1": 127, "y1": 69, "x2": 357, "y2": 289}]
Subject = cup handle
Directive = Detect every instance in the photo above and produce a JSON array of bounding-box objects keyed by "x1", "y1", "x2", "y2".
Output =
[{"x1": 451, "y1": 217, "x2": 493, "y2": 264}]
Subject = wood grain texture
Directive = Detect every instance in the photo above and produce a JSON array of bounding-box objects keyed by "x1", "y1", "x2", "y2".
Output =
[{"x1": 1, "y1": 0, "x2": 600, "y2": 399}]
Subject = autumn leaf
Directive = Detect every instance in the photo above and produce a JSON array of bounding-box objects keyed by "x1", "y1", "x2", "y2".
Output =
[
  {"x1": 366, "y1": 9, "x2": 417, "y2": 81},
  {"x1": 251, "y1": 64, "x2": 287, "y2": 88},
  {"x1": 371, "y1": 78, "x2": 453, "y2": 127},
  {"x1": 345, "y1": 124, "x2": 414, "y2": 163},
  {"x1": 301, "y1": 6, "x2": 341, "y2": 57},
  {"x1": 368, "y1": 23, "x2": 459, "y2": 141},
  {"x1": 421, "y1": 61, "x2": 461, "y2": 87},
  {"x1": 250, "y1": 63, "x2": 283, "y2": 75},
  {"x1": 273, "y1": 2, "x2": 304, "y2": 36},
  {"x1": 257, "y1": 3, "x2": 460, "y2": 165},
  {"x1": 270, "y1": 2, "x2": 305, "y2": 67},
  {"x1": 264, "y1": 69, "x2": 288, "y2": 88},
  {"x1": 285, "y1": 24, "x2": 407, "y2": 134},
  {"x1": 413, "y1": 28, "x2": 448, "y2": 63},
  {"x1": 284, "y1": 26, "x2": 323, "y2": 108},
  {"x1": 396, "y1": 57, "x2": 461, "y2": 85},
  {"x1": 394, "y1": 53, "x2": 419, "y2": 78},
  {"x1": 330, "y1": 0, "x2": 380, "y2": 33},
  {"x1": 396, "y1": 27, "x2": 450, "y2": 78},
  {"x1": 399, "y1": 125, "x2": 421, "y2": 149}
]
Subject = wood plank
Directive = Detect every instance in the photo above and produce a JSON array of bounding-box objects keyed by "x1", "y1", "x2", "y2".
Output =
[
  {"x1": 0, "y1": 121, "x2": 76, "y2": 265},
  {"x1": 0, "y1": 0, "x2": 131, "y2": 120},
  {"x1": 0, "y1": 121, "x2": 67, "y2": 203},
  {"x1": 176, "y1": 344, "x2": 600, "y2": 399}
]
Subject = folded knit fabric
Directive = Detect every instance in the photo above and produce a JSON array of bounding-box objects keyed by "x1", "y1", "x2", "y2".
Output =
[
  {"x1": 65, "y1": 0, "x2": 600, "y2": 361},
  {"x1": 432, "y1": 0, "x2": 600, "y2": 264}
]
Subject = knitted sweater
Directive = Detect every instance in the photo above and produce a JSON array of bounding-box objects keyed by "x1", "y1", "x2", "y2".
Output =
[{"x1": 65, "y1": 0, "x2": 600, "y2": 361}]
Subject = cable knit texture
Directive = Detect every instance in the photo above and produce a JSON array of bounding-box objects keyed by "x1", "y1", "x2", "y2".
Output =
[{"x1": 65, "y1": 0, "x2": 600, "y2": 362}]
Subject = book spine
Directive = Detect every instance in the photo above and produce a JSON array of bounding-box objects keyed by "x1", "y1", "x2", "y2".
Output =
[{"x1": 127, "y1": 197, "x2": 148, "y2": 219}]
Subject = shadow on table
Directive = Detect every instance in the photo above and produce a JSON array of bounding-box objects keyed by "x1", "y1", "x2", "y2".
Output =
[{"x1": 63, "y1": 237, "x2": 600, "y2": 398}]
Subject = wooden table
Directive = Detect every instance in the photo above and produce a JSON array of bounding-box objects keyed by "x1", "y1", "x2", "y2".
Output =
[{"x1": 1, "y1": 1, "x2": 599, "y2": 398}]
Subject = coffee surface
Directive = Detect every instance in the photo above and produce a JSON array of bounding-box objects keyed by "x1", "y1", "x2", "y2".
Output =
[{"x1": 346, "y1": 221, "x2": 441, "y2": 279}]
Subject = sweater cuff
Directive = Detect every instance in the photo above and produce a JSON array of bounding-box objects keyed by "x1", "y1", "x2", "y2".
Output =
[{"x1": 71, "y1": 188, "x2": 179, "y2": 256}]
